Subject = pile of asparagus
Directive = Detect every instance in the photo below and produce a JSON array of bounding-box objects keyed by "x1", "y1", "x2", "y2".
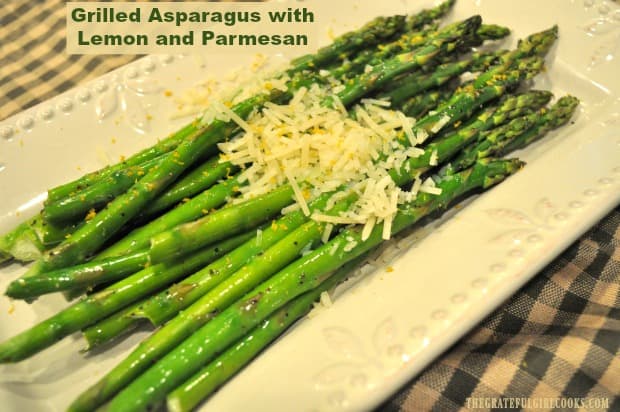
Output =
[{"x1": 0, "y1": 1, "x2": 579, "y2": 410}]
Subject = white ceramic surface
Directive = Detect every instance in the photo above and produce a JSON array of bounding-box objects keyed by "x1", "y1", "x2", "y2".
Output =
[{"x1": 1, "y1": 1, "x2": 619, "y2": 411}]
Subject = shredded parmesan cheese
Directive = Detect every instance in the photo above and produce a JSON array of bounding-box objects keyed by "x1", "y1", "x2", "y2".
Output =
[
  {"x1": 285, "y1": 170, "x2": 310, "y2": 216},
  {"x1": 420, "y1": 177, "x2": 442, "y2": 195},
  {"x1": 329, "y1": 242, "x2": 340, "y2": 256},
  {"x1": 343, "y1": 240, "x2": 358, "y2": 252},
  {"x1": 319, "y1": 291, "x2": 333, "y2": 307},
  {"x1": 431, "y1": 114, "x2": 451, "y2": 133},
  {"x1": 429, "y1": 149, "x2": 438, "y2": 166},
  {"x1": 361, "y1": 98, "x2": 391, "y2": 107},
  {"x1": 321, "y1": 223, "x2": 334, "y2": 244},
  {"x1": 211, "y1": 74, "x2": 443, "y2": 240}
]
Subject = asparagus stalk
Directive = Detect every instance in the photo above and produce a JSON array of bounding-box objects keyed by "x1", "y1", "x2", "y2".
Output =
[
  {"x1": 443, "y1": 24, "x2": 510, "y2": 56},
  {"x1": 0, "y1": 232, "x2": 252, "y2": 363},
  {"x1": 404, "y1": 0, "x2": 456, "y2": 31},
  {"x1": 472, "y1": 26, "x2": 558, "y2": 90},
  {"x1": 30, "y1": 217, "x2": 83, "y2": 247},
  {"x1": 499, "y1": 95, "x2": 580, "y2": 154},
  {"x1": 81, "y1": 299, "x2": 147, "y2": 350},
  {"x1": 390, "y1": 89, "x2": 553, "y2": 185},
  {"x1": 400, "y1": 86, "x2": 455, "y2": 118},
  {"x1": 42, "y1": 155, "x2": 165, "y2": 224},
  {"x1": 0, "y1": 219, "x2": 45, "y2": 263},
  {"x1": 149, "y1": 184, "x2": 297, "y2": 264},
  {"x1": 167, "y1": 254, "x2": 369, "y2": 412},
  {"x1": 442, "y1": 96, "x2": 579, "y2": 174},
  {"x1": 101, "y1": 159, "x2": 523, "y2": 412},
  {"x1": 139, "y1": 156, "x2": 237, "y2": 218},
  {"x1": 289, "y1": 15, "x2": 406, "y2": 73},
  {"x1": 475, "y1": 23, "x2": 511, "y2": 41},
  {"x1": 467, "y1": 49, "x2": 507, "y2": 72},
  {"x1": 377, "y1": 52, "x2": 498, "y2": 107},
  {"x1": 328, "y1": 25, "x2": 440, "y2": 80},
  {"x1": 325, "y1": 16, "x2": 482, "y2": 108},
  {"x1": 3, "y1": 215, "x2": 79, "y2": 263},
  {"x1": 289, "y1": 0, "x2": 458, "y2": 74},
  {"x1": 330, "y1": 12, "x2": 505, "y2": 81},
  {"x1": 367, "y1": 19, "x2": 490, "y2": 89},
  {"x1": 5, "y1": 250, "x2": 150, "y2": 299},
  {"x1": 95, "y1": 175, "x2": 241, "y2": 259}
]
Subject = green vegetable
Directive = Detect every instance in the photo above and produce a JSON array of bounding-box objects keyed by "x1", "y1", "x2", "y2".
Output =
[
  {"x1": 379, "y1": 51, "x2": 501, "y2": 106},
  {"x1": 5, "y1": 250, "x2": 149, "y2": 299},
  {"x1": 81, "y1": 300, "x2": 147, "y2": 350},
  {"x1": 0, "y1": 219, "x2": 44, "y2": 263},
  {"x1": 390, "y1": 89, "x2": 553, "y2": 184},
  {"x1": 324, "y1": 16, "x2": 482, "y2": 108},
  {"x1": 42, "y1": 156, "x2": 164, "y2": 224},
  {"x1": 166, "y1": 254, "x2": 370, "y2": 412},
  {"x1": 0, "y1": 232, "x2": 252, "y2": 363},
  {"x1": 499, "y1": 95, "x2": 580, "y2": 154},
  {"x1": 103, "y1": 159, "x2": 523, "y2": 412},
  {"x1": 97, "y1": 176, "x2": 242, "y2": 259},
  {"x1": 400, "y1": 86, "x2": 456, "y2": 118},
  {"x1": 140, "y1": 156, "x2": 238, "y2": 218}
]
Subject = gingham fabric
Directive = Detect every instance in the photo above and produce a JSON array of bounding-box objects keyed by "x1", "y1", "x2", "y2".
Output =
[
  {"x1": 379, "y1": 210, "x2": 620, "y2": 411},
  {"x1": 1, "y1": 2, "x2": 618, "y2": 411},
  {"x1": 0, "y1": 1, "x2": 139, "y2": 120}
]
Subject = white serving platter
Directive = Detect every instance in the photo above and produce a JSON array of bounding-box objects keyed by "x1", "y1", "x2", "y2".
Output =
[{"x1": 1, "y1": 0, "x2": 619, "y2": 411}]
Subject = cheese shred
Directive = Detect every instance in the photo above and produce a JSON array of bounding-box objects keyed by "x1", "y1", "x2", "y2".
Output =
[{"x1": 214, "y1": 78, "x2": 441, "y2": 240}]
